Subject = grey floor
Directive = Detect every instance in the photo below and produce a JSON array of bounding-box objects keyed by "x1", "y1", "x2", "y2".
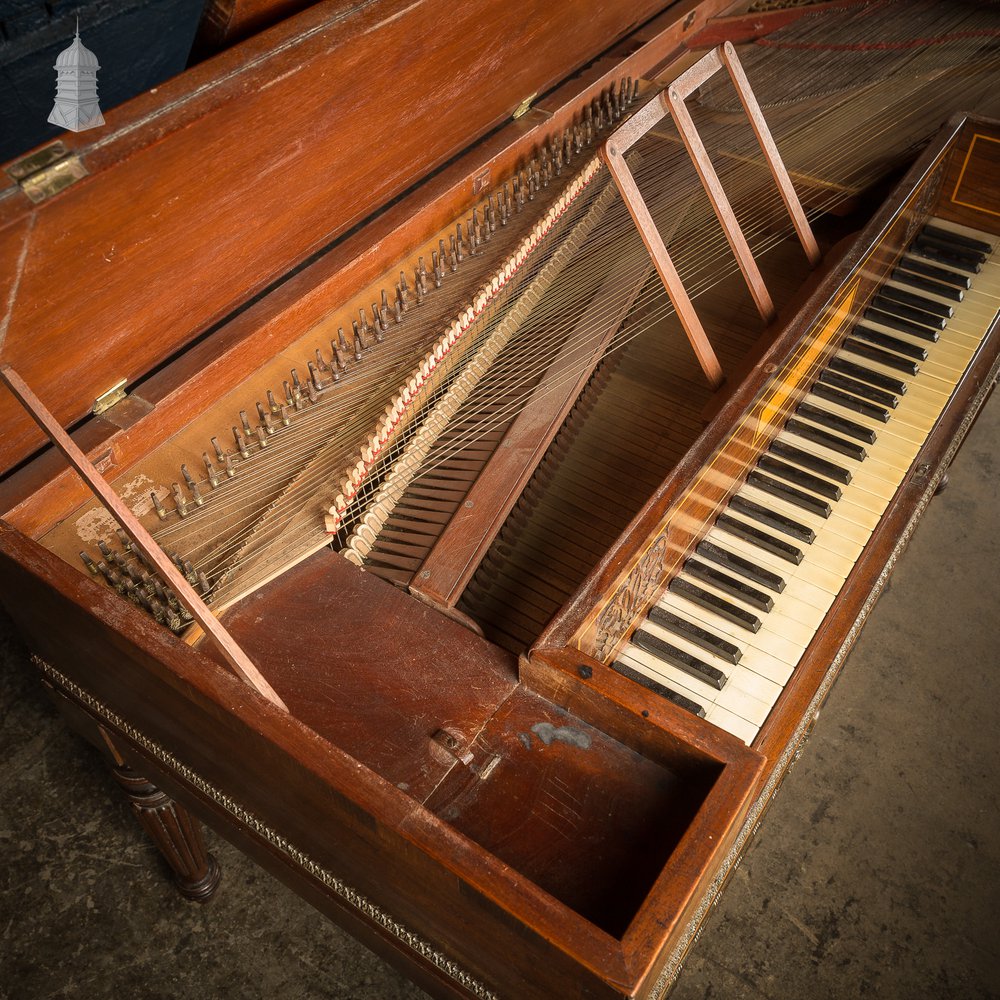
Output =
[{"x1": 1, "y1": 393, "x2": 998, "y2": 1000}]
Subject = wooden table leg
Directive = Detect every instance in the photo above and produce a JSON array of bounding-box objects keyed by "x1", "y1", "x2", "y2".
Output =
[{"x1": 111, "y1": 764, "x2": 222, "y2": 902}]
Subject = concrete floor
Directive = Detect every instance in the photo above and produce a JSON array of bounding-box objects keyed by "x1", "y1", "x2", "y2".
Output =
[{"x1": 1, "y1": 393, "x2": 998, "y2": 1000}]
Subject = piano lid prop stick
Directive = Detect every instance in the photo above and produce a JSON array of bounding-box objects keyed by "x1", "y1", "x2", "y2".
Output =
[{"x1": 0, "y1": 364, "x2": 289, "y2": 712}]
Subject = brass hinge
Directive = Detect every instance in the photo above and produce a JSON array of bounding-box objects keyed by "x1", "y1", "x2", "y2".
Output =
[
  {"x1": 512, "y1": 93, "x2": 537, "y2": 119},
  {"x1": 93, "y1": 379, "x2": 128, "y2": 415},
  {"x1": 5, "y1": 141, "x2": 88, "y2": 204}
]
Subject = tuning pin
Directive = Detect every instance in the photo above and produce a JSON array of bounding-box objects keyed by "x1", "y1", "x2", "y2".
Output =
[
  {"x1": 352, "y1": 320, "x2": 366, "y2": 354},
  {"x1": 224, "y1": 451, "x2": 237, "y2": 476},
  {"x1": 290, "y1": 369, "x2": 304, "y2": 400},
  {"x1": 370, "y1": 302, "x2": 385, "y2": 341},
  {"x1": 254, "y1": 425, "x2": 268, "y2": 448},
  {"x1": 171, "y1": 482, "x2": 189, "y2": 518},
  {"x1": 398, "y1": 270, "x2": 409, "y2": 308},
  {"x1": 432, "y1": 251, "x2": 443, "y2": 288},
  {"x1": 455, "y1": 223, "x2": 465, "y2": 261},
  {"x1": 632, "y1": 78, "x2": 640, "y2": 103},
  {"x1": 239, "y1": 410, "x2": 252, "y2": 439},
  {"x1": 181, "y1": 465, "x2": 204, "y2": 506},
  {"x1": 415, "y1": 276, "x2": 425, "y2": 305},
  {"x1": 358, "y1": 306, "x2": 371, "y2": 341},
  {"x1": 415, "y1": 263, "x2": 427, "y2": 295},
  {"x1": 331, "y1": 337, "x2": 348, "y2": 368},
  {"x1": 257, "y1": 402, "x2": 276, "y2": 434},
  {"x1": 197, "y1": 571, "x2": 211, "y2": 596},
  {"x1": 182, "y1": 560, "x2": 198, "y2": 586},
  {"x1": 151, "y1": 491, "x2": 168, "y2": 520},
  {"x1": 97, "y1": 538, "x2": 113, "y2": 561},
  {"x1": 115, "y1": 528, "x2": 133, "y2": 553},
  {"x1": 232, "y1": 426, "x2": 250, "y2": 459},
  {"x1": 203, "y1": 452, "x2": 221, "y2": 488},
  {"x1": 393, "y1": 293, "x2": 404, "y2": 324},
  {"x1": 308, "y1": 361, "x2": 324, "y2": 392},
  {"x1": 486, "y1": 198, "x2": 496, "y2": 234},
  {"x1": 210, "y1": 437, "x2": 227, "y2": 468},
  {"x1": 79, "y1": 551, "x2": 99, "y2": 575},
  {"x1": 468, "y1": 221, "x2": 478, "y2": 254},
  {"x1": 449, "y1": 234, "x2": 459, "y2": 271}
]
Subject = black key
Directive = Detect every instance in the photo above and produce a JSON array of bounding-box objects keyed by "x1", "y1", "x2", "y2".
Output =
[
  {"x1": 769, "y1": 439, "x2": 852, "y2": 484},
  {"x1": 810, "y1": 382, "x2": 891, "y2": 422},
  {"x1": 851, "y1": 325, "x2": 928, "y2": 362},
  {"x1": 841, "y1": 339, "x2": 920, "y2": 376},
  {"x1": 892, "y1": 266, "x2": 964, "y2": 302},
  {"x1": 632, "y1": 629, "x2": 728, "y2": 689},
  {"x1": 826, "y1": 357, "x2": 907, "y2": 395},
  {"x1": 747, "y1": 470, "x2": 832, "y2": 518},
  {"x1": 716, "y1": 513, "x2": 804, "y2": 564},
  {"x1": 911, "y1": 243, "x2": 980, "y2": 275},
  {"x1": 785, "y1": 417, "x2": 868, "y2": 461},
  {"x1": 869, "y1": 296, "x2": 946, "y2": 331},
  {"x1": 864, "y1": 308, "x2": 940, "y2": 343},
  {"x1": 878, "y1": 283, "x2": 953, "y2": 319},
  {"x1": 729, "y1": 494, "x2": 816, "y2": 544},
  {"x1": 649, "y1": 605, "x2": 742, "y2": 664},
  {"x1": 611, "y1": 658, "x2": 706, "y2": 717},
  {"x1": 818, "y1": 368, "x2": 898, "y2": 410},
  {"x1": 758, "y1": 454, "x2": 843, "y2": 501},
  {"x1": 901, "y1": 255, "x2": 972, "y2": 289},
  {"x1": 922, "y1": 223, "x2": 992, "y2": 255},
  {"x1": 668, "y1": 578, "x2": 762, "y2": 634},
  {"x1": 696, "y1": 540, "x2": 786, "y2": 592},
  {"x1": 916, "y1": 232, "x2": 986, "y2": 266},
  {"x1": 796, "y1": 401, "x2": 877, "y2": 444},
  {"x1": 684, "y1": 559, "x2": 775, "y2": 612}
]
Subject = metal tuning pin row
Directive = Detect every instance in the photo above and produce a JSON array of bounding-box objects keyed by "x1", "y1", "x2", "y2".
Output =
[
  {"x1": 163, "y1": 77, "x2": 642, "y2": 527},
  {"x1": 79, "y1": 532, "x2": 206, "y2": 632}
]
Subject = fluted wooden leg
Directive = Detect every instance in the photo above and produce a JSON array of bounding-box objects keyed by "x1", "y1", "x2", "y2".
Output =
[{"x1": 111, "y1": 765, "x2": 221, "y2": 902}]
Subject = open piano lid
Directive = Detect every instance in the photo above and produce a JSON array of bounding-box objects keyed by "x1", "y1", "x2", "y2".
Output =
[{"x1": 0, "y1": 0, "x2": 693, "y2": 478}]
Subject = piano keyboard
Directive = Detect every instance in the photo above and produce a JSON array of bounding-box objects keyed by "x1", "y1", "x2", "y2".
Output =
[{"x1": 614, "y1": 218, "x2": 1000, "y2": 744}]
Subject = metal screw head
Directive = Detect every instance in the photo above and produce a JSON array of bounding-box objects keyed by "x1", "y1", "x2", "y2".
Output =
[
  {"x1": 464, "y1": 500, "x2": 474, "y2": 509},
  {"x1": 420, "y1": 569, "x2": 431, "y2": 579}
]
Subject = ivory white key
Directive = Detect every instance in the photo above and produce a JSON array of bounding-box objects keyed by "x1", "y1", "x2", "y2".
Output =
[
  {"x1": 675, "y1": 569, "x2": 826, "y2": 636},
  {"x1": 738, "y1": 481, "x2": 881, "y2": 540},
  {"x1": 704, "y1": 705, "x2": 759, "y2": 745},
  {"x1": 617, "y1": 645, "x2": 775, "y2": 728},
  {"x1": 641, "y1": 618, "x2": 784, "y2": 704},
  {"x1": 769, "y1": 433, "x2": 902, "y2": 501},
  {"x1": 646, "y1": 595, "x2": 798, "y2": 686},
  {"x1": 699, "y1": 532, "x2": 836, "y2": 611},
  {"x1": 657, "y1": 588, "x2": 810, "y2": 667}
]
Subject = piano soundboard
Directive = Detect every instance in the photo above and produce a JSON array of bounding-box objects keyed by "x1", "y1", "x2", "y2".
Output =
[{"x1": 614, "y1": 217, "x2": 999, "y2": 743}]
